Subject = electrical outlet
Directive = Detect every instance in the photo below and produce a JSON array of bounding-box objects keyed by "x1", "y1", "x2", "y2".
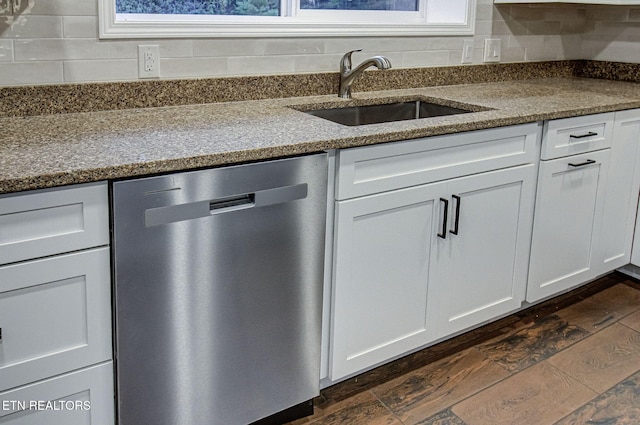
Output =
[
  {"x1": 461, "y1": 39, "x2": 474, "y2": 64},
  {"x1": 138, "y1": 45, "x2": 160, "y2": 79},
  {"x1": 483, "y1": 39, "x2": 501, "y2": 63}
]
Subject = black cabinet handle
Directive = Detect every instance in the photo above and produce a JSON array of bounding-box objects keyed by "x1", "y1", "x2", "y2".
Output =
[
  {"x1": 568, "y1": 159, "x2": 596, "y2": 168},
  {"x1": 450, "y1": 195, "x2": 461, "y2": 235},
  {"x1": 569, "y1": 131, "x2": 598, "y2": 139},
  {"x1": 438, "y1": 198, "x2": 448, "y2": 239}
]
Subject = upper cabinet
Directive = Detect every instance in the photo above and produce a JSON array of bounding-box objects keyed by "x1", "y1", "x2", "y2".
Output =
[{"x1": 494, "y1": 0, "x2": 639, "y2": 4}]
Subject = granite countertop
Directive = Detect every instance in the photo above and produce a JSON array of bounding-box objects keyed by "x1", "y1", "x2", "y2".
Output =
[{"x1": 3, "y1": 76, "x2": 640, "y2": 195}]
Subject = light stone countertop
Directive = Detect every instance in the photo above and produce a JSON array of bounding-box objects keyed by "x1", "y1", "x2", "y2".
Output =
[{"x1": 3, "y1": 77, "x2": 640, "y2": 195}]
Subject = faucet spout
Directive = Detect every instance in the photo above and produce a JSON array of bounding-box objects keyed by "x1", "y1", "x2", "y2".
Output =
[{"x1": 339, "y1": 49, "x2": 392, "y2": 99}]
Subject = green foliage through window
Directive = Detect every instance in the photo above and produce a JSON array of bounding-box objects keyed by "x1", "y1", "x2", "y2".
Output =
[
  {"x1": 116, "y1": 0, "x2": 279, "y2": 16},
  {"x1": 115, "y1": 0, "x2": 418, "y2": 15}
]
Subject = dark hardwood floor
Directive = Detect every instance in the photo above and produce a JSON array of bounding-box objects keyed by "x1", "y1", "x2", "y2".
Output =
[{"x1": 288, "y1": 272, "x2": 640, "y2": 425}]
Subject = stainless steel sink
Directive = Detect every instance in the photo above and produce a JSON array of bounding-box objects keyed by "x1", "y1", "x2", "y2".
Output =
[{"x1": 304, "y1": 100, "x2": 472, "y2": 126}]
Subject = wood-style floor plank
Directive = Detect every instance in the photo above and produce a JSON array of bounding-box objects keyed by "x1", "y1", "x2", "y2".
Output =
[
  {"x1": 554, "y1": 370, "x2": 640, "y2": 425},
  {"x1": 620, "y1": 309, "x2": 640, "y2": 332},
  {"x1": 547, "y1": 323, "x2": 640, "y2": 393},
  {"x1": 285, "y1": 275, "x2": 640, "y2": 425},
  {"x1": 371, "y1": 348, "x2": 509, "y2": 425},
  {"x1": 289, "y1": 391, "x2": 402, "y2": 425},
  {"x1": 579, "y1": 283, "x2": 640, "y2": 317},
  {"x1": 476, "y1": 314, "x2": 590, "y2": 373},
  {"x1": 412, "y1": 408, "x2": 468, "y2": 425},
  {"x1": 451, "y1": 361, "x2": 597, "y2": 425},
  {"x1": 555, "y1": 297, "x2": 620, "y2": 333}
]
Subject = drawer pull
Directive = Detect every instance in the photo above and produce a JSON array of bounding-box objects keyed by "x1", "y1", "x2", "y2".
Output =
[
  {"x1": 438, "y1": 198, "x2": 449, "y2": 239},
  {"x1": 569, "y1": 131, "x2": 598, "y2": 139},
  {"x1": 450, "y1": 195, "x2": 461, "y2": 236},
  {"x1": 568, "y1": 159, "x2": 596, "y2": 168},
  {"x1": 0, "y1": 327, "x2": 2, "y2": 342}
]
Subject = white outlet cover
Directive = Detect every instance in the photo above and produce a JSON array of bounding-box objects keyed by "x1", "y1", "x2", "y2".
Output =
[
  {"x1": 461, "y1": 39, "x2": 474, "y2": 64},
  {"x1": 138, "y1": 45, "x2": 160, "y2": 79},
  {"x1": 483, "y1": 39, "x2": 501, "y2": 63}
]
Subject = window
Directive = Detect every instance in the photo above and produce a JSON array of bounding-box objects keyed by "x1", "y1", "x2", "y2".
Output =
[{"x1": 98, "y1": 0, "x2": 474, "y2": 38}]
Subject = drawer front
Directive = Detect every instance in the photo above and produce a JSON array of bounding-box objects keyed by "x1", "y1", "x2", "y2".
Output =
[
  {"x1": 335, "y1": 123, "x2": 541, "y2": 200},
  {"x1": 0, "y1": 182, "x2": 109, "y2": 266},
  {"x1": 0, "y1": 362, "x2": 114, "y2": 425},
  {"x1": 0, "y1": 248, "x2": 112, "y2": 392},
  {"x1": 542, "y1": 113, "x2": 614, "y2": 160}
]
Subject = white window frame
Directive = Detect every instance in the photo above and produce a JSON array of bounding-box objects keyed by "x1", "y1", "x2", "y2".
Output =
[{"x1": 98, "y1": 0, "x2": 475, "y2": 38}]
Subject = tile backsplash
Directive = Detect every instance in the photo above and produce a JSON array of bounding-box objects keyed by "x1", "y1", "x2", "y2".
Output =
[{"x1": 0, "y1": 0, "x2": 638, "y2": 86}]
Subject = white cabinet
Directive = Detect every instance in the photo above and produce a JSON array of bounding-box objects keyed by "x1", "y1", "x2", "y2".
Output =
[
  {"x1": 427, "y1": 165, "x2": 536, "y2": 339},
  {"x1": 0, "y1": 363, "x2": 114, "y2": 425},
  {"x1": 528, "y1": 110, "x2": 640, "y2": 302},
  {"x1": 328, "y1": 124, "x2": 540, "y2": 381},
  {"x1": 540, "y1": 113, "x2": 613, "y2": 160},
  {"x1": 0, "y1": 182, "x2": 113, "y2": 424},
  {"x1": 597, "y1": 109, "x2": 640, "y2": 272},
  {"x1": 0, "y1": 248, "x2": 112, "y2": 392},
  {"x1": 330, "y1": 183, "x2": 439, "y2": 380},
  {"x1": 527, "y1": 112, "x2": 615, "y2": 302},
  {"x1": 0, "y1": 183, "x2": 109, "y2": 266},
  {"x1": 527, "y1": 149, "x2": 610, "y2": 302}
]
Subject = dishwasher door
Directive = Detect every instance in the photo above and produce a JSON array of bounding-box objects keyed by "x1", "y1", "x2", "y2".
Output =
[{"x1": 111, "y1": 154, "x2": 328, "y2": 425}]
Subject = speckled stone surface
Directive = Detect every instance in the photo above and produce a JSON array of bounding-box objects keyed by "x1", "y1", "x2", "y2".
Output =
[
  {"x1": 3, "y1": 76, "x2": 640, "y2": 195},
  {"x1": 0, "y1": 61, "x2": 579, "y2": 118}
]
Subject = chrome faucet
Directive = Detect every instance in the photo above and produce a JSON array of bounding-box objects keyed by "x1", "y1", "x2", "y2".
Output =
[{"x1": 338, "y1": 49, "x2": 392, "y2": 99}]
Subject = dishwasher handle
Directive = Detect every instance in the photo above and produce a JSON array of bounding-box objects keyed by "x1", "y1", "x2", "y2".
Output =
[{"x1": 145, "y1": 183, "x2": 308, "y2": 226}]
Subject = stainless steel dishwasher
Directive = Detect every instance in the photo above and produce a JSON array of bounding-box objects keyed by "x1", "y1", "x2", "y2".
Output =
[{"x1": 111, "y1": 153, "x2": 328, "y2": 425}]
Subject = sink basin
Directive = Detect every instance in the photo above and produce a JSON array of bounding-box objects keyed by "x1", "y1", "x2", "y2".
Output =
[{"x1": 304, "y1": 100, "x2": 472, "y2": 126}]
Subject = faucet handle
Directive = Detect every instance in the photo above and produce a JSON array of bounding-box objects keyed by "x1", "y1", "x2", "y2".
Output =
[{"x1": 340, "y1": 49, "x2": 363, "y2": 72}]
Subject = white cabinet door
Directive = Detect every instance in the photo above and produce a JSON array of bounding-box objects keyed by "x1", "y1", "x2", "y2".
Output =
[
  {"x1": 527, "y1": 149, "x2": 610, "y2": 302},
  {"x1": 0, "y1": 248, "x2": 112, "y2": 392},
  {"x1": 0, "y1": 182, "x2": 109, "y2": 266},
  {"x1": 598, "y1": 109, "x2": 640, "y2": 271},
  {"x1": 329, "y1": 183, "x2": 442, "y2": 380},
  {"x1": 428, "y1": 165, "x2": 536, "y2": 339},
  {"x1": 0, "y1": 362, "x2": 114, "y2": 425}
]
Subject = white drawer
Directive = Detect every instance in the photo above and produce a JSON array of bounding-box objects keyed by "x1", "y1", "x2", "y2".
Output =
[
  {"x1": 0, "y1": 362, "x2": 114, "y2": 425},
  {"x1": 335, "y1": 123, "x2": 541, "y2": 200},
  {"x1": 0, "y1": 182, "x2": 109, "y2": 266},
  {"x1": 0, "y1": 248, "x2": 112, "y2": 392},
  {"x1": 542, "y1": 112, "x2": 614, "y2": 160}
]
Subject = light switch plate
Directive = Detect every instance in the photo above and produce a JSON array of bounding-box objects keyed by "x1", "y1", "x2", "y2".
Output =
[
  {"x1": 483, "y1": 39, "x2": 501, "y2": 63},
  {"x1": 138, "y1": 45, "x2": 160, "y2": 79},
  {"x1": 461, "y1": 39, "x2": 474, "y2": 64}
]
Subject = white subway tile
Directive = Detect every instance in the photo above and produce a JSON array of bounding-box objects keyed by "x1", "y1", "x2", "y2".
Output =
[
  {"x1": 161, "y1": 57, "x2": 228, "y2": 78},
  {"x1": 426, "y1": 37, "x2": 465, "y2": 50},
  {"x1": 401, "y1": 50, "x2": 449, "y2": 67},
  {"x1": 63, "y1": 16, "x2": 98, "y2": 38},
  {"x1": 476, "y1": 4, "x2": 495, "y2": 21},
  {"x1": 63, "y1": 59, "x2": 138, "y2": 82},
  {"x1": 3, "y1": 15, "x2": 62, "y2": 38},
  {"x1": 30, "y1": 0, "x2": 97, "y2": 16},
  {"x1": 525, "y1": 45, "x2": 560, "y2": 61},
  {"x1": 0, "y1": 40, "x2": 12, "y2": 61},
  {"x1": 227, "y1": 55, "x2": 295, "y2": 76},
  {"x1": 294, "y1": 53, "x2": 342, "y2": 73},
  {"x1": 501, "y1": 45, "x2": 526, "y2": 62},
  {"x1": 14, "y1": 39, "x2": 110, "y2": 60},
  {"x1": 109, "y1": 40, "x2": 194, "y2": 59},
  {"x1": 193, "y1": 39, "x2": 265, "y2": 57},
  {"x1": 264, "y1": 38, "x2": 323, "y2": 55},
  {"x1": 0, "y1": 61, "x2": 63, "y2": 85}
]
